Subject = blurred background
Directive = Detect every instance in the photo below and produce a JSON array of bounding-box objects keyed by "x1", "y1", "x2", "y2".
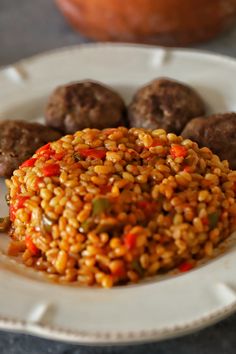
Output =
[{"x1": 1, "y1": 0, "x2": 236, "y2": 66}]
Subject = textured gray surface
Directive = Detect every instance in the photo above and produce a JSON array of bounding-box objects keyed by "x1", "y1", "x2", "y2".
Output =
[{"x1": 1, "y1": 0, "x2": 236, "y2": 353}]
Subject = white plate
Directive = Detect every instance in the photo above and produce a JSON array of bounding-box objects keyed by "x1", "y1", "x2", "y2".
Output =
[{"x1": 0, "y1": 43, "x2": 236, "y2": 345}]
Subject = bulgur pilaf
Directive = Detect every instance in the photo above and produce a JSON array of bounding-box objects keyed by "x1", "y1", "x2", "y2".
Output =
[{"x1": 6, "y1": 127, "x2": 236, "y2": 288}]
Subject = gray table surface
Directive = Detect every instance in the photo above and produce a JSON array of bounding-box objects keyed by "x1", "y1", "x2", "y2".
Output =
[{"x1": 1, "y1": 0, "x2": 236, "y2": 353}]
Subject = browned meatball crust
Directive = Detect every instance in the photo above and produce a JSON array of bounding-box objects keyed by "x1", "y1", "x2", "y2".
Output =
[
  {"x1": 0, "y1": 120, "x2": 61, "y2": 177},
  {"x1": 45, "y1": 81, "x2": 127, "y2": 133},
  {"x1": 128, "y1": 78, "x2": 205, "y2": 134},
  {"x1": 182, "y1": 113, "x2": 236, "y2": 169}
]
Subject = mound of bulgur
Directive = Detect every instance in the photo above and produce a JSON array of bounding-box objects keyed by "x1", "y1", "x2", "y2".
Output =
[{"x1": 6, "y1": 127, "x2": 236, "y2": 287}]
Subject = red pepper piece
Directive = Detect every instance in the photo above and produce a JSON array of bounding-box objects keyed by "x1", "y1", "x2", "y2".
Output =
[
  {"x1": 112, "y1": 265, "x2": 125, "y2": 277},
  {"x1": 36, "y1": 143, "x2": 51, "y2": 154},
  {"x1": 17, "y1": 196, "x2": 30, "y2": 209},
  {"x1": 178, "y1": 262, "x2": 193, "y2": 273},
  {"x1": 9, "y1": 204, "x2": 17, "y2": 222},
  {"x1": 202, "y1": 217, "x2": 209, "y2": 226},
  {"x1": 100, "y1": 185, "x2": 112, "y2": 194},
  {"x1": 9, "y1": 196, "x2": 29, "y2": 221},
  {"x1": 124, "y1": 233, "x2": 137, "y2": 250},
  {"x1": 53, "y1": 152, "x2": 64, "y2": 161},
  {"x1": 41, "y1": 149, "x2": 64, "y2": 161},
  {"x1": 25, "y1": 235, "x2": 39, "y2": 256},
  {"x1": 40, "y1": 150, "x2": 52, "y2": 159},
  {"x1": 136, "y1": 201, "x2": 157, "y2": 215},
  {"x1": 78, "y1": 149, "x2": 106, "y2": 159},
  {"x1": 144, "y1": 138, "x2": 163, "y2": 149},
  {"x1": 103, "y1": 128, "x2": 117, "y2": 135},
  {"x1": 34, "y1": 177, "x2": 43, "y2": 190},
  {"x1": 42, "y1": 163, "x2": 60, "y2": 177},
  {"x1": 170, "y1": 145, "x2": 187, "y2": 159},
  {"x1": 136, "y1": 201, "x2": 148, "y2": 208},
  {"x1": 20, "y1": 158, "x2": 37, "y2": 168},
  {"x1": 36, "y1": 144, "x2": 63, "y2": 161},
  {"x1": 150, "y1": 138, "x2": 163, "y2": 147},
  {"x1": 183, "y1": 165, "x2": 192, "y2": 173}
]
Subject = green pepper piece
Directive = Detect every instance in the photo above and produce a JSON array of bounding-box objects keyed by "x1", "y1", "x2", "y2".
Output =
[
  {"x1": 79, "y1": 219, "x2": 94, "y2": 233},
  {"x1": 208, "y1": 211, "x2": 220, "y2": 229},
  {"x1": 74, "y1": 153, "x2": 82, "y2": 162},
  {"x1": 92, "y1": 197, "x2": 111, "y2": 216},
  {"x1": 131, "y1": 260, "x2": 144, "y2": 276},
  {"x1": 96, "y1": 224, "x2": 112, "y2": 233}
]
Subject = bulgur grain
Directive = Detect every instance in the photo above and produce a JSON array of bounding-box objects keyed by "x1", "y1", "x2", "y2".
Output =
[{"x1": 6, "y1": 127, "x2": 236, "y2": 288}]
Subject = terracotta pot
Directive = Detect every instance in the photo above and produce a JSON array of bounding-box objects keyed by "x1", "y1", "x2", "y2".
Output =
[{"x1": 55, "y1": 0, "x2": 236, "y2": 46}]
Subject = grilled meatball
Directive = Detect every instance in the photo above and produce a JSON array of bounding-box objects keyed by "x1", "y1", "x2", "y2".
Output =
[
  {"x1": 182, "y1": 113, "x2": 236, "y2": 169},
  {"x1": 0, "y1": 120, "x2": 61, "y2": 177},
  {"x1": 128, "y1": 78, "x2": 205, "y2": 134},
  {"x1": 45, "y1": 81, "x2": 127, "y2": 133}
]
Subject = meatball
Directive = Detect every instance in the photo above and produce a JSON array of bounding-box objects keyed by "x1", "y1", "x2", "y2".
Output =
[
  {"x1": 45, "y1": 81, "x2": 127, "y2": 133},
  {"x1": 128, "y1": 78, "x2": 205, "y2": 134},
  {"x1": 181, "y1": 113, "x2": 236, "y2": 169},
  {"x1": 0, "y1": 120, "x2": 61, "y2": 177}
]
